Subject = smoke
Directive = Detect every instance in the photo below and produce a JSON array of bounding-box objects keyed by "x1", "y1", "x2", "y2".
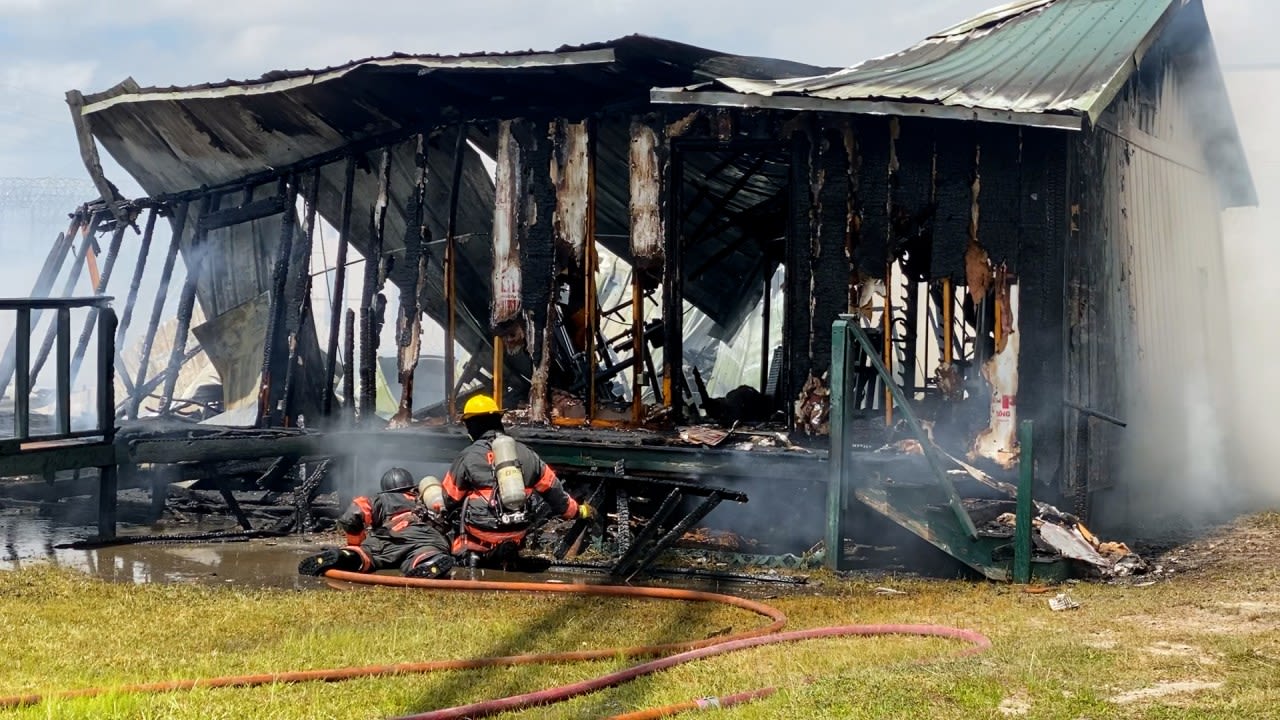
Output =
[
  {"x1": 1219, "y1": 68, "x2": 1280, "y2": 518},
  {"x1": 1096, "y1": 62, "x2": 1280, "y2": 538}
]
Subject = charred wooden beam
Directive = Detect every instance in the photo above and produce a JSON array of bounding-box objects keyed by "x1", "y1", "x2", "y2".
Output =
[
  {"x1": 660, "y1": 130, "x2": 683, "y2": 419},
  {"x1": 160, "y1": 194, "x2": 218, "y2": 416},
  {"x1": 359, "y1": 147, "x2": 394, "y2": 425},
  {"x1": 218, "y1": 481, "x2": 254, "y2": 531},
  {"x1": 113, "y1": 345, "x2": 203, "y2": 420},
  {"x1": 30, "y1": 213, "x2": 101, "y2": 385},
  {"x1": 322, "y1": 156, "x2": 357, "y2": 418},
  {"x1": 626, "y1": 494, "x2": 724, "y2": 580},
  {"x1": 392, "y1": 135, "x2": 431, "y2": 427},
  {"x1": 811, "y1": 120, "x2": 859, "y2": 376},
  {"x1": 854, "y1": 116, "x2": 893, "y2": 277},
  {"x1": 444, "y1": 127, "x2": 467, "y2": 420},
  {"x1": 257, "y1": 177, "x2": 300, "y2": 427},
  {"x1": 783, "y1": 130, "x2": 814, "y2": 429},
  {"x1": 611, "y1": 488, "x2": 683, "y2": 577},
  {"x1": 115, "y1": 206, "x2": 158, "y2": 350},
  {"x1": 521, "y1": 120, "x2": 554, "y2": 416},
  {"x1": 760, "y1": 271, "x2": 772, "y2": 392},
  {"x1": 55, "y1": 307, "x2": 70, "y2": 434},
  {"x1": 342, "y1": 307, "x2": 356, "y2": 425},
  {"x1": 537, "y1": 119, "x2": 590, "y2": 421},
  {"x1": 584, "y1": 127, "x2": 600, "y2": 423},
  {"x1": 65, "y1": 90, "x2": 126, "y2": 225},
  {"x1": 197, "y1": 195, "x2": 288, "y2": 233},
  {"x1": 278, "y1": 171, "x2": 322, "y2": 426},
  {"x1": 931, "y1": 125, "x2": 976, "y2": 282},
  {"x1": 69, "y1": 216, "x2": 130, "y2": 386},
  {"x1": 96, "y1": 307, "x2": 118, "y2": 539},
  {"x1": 131, "y1": 202, "x2": 188, "y2": 419}
]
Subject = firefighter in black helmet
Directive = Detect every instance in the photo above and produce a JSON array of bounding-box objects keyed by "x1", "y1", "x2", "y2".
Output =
[{"x1": 297, "y1": 467, "x2": 454, "y2": 578}]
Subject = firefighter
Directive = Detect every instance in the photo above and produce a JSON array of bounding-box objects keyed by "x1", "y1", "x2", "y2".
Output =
[
  {"x1": 443, "y1": 394, "x2": 594, "y2": 567},
  {"x1": 297, "y1": 467, "x2": 455, "y2": 578}
]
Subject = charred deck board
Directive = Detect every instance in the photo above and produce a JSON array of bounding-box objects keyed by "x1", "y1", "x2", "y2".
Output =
[{"x1": 114, "y1": 423, "x2": 828, "y2": 479}]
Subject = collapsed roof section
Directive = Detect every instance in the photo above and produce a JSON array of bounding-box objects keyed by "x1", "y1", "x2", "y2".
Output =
[{"x1": 71, "y1": 35, "x2": 830, "y2": 341}]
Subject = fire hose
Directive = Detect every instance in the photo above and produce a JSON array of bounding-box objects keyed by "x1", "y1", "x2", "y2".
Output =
[{"x1": 0, "y1": 569, "x2": 991, "y2": 718}]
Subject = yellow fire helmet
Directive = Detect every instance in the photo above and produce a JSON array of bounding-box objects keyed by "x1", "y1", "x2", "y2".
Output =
[{"x1": 461, "y1": 394, "x2": 501, "y2": 419}]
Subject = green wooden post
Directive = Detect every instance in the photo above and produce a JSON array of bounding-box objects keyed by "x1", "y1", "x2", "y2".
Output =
[
  {"x1": 826, "y1": 318, "x2": 851, "y2": 570},
  {"x1": 1013, "y1": 420, "x2": 1034, "y2": 583},
  {"x1": 843, "y1": 317, "x2": 979, "y2": 539}
]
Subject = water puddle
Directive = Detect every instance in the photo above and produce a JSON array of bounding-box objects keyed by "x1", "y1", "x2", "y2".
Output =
[{"x1": 1, "y1": 506, "x2": 800, "y2": 596}]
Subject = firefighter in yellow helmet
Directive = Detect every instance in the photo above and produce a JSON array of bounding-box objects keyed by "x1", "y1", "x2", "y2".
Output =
[{"x1": 441, "y1": 394, "x2": 595, "y2": 567}]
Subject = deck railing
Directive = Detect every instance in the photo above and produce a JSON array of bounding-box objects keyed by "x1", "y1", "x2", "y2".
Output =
[{"x1": 0, "y1": 297, "x2": 116, "y2": 444}]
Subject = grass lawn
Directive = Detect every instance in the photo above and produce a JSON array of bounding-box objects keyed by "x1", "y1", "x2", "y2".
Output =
[{"x1": 2, "y1": 513, "x2": 1278, "y2": 719}]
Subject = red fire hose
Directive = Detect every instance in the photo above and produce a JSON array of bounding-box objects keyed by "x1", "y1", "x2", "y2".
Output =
[{"x1": 0, "y1": 569, "x2": 991, "y2": 718}]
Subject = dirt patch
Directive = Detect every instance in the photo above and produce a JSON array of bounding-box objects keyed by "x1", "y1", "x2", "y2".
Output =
[
  {"x1": 1143, "y1": 641, "x2": 1220, "y2": 665},
  {"x1": 1120, "y1": 604, "x2": 1280, "y2": 636},
  {"x1": 1140, "y1": 513, "x2": 1280, "y2": 578},
  {"x1": 996, "y1": 692, "x2": 1031, "y2": 716},
  {"x1": 1107, "y1": 681, "x2": 1223, "y2": 705}
]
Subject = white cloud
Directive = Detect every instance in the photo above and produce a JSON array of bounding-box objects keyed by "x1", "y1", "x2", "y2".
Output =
[
  {"x1": 1, "y1": 59, "x2": 95, "y2": 93},
  {"x1": 0, "y1": 0, "x2": 45, "y2": 13}
]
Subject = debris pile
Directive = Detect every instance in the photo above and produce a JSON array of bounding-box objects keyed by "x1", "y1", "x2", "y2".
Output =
[
  {"x1": 990, "y1": 510, "x2": 1149, "y2": 579},
  {"x1": 793, "y1": 372, "x2": 830, "y2": 436}
]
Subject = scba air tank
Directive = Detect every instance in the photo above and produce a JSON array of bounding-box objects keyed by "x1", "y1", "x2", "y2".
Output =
[
  {"x1": 418, "y1": 475, "x2": 444, "y2": 513},
  {"x1": 491, "y1": 434, "x2": 527, "y2": 510}
]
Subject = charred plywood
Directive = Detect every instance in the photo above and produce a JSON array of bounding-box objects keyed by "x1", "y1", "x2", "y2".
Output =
[
  {"x1": 629, "y1": 116, "x2": 667, "y2": 270},
  {"x1": 552, "y1": 121, "x2": 591, "y2": 271},
  {"x1": 492, "y1": 120, "x2": 524, "y2": 328}
]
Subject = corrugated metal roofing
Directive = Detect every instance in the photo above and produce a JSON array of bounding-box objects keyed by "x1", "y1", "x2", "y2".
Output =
[
  {"x1": 663, "y1": 0, "x2": 1183, "y2": 126},
  {"x1": 76, "y1": 35, "x2": 828, "y2": 198},
  {"x1": 71, "y1": 35, "x2": 826, "y2": 347}
]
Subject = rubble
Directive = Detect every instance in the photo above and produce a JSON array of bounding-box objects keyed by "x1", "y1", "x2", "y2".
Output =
[{"x1": 793, "y1": 372, "x2": 830, "y2": 436}]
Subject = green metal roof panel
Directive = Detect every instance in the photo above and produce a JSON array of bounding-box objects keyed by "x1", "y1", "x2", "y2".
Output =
[{"x1": 717, "y1": 0, "x2": 1180, "y2": 121}]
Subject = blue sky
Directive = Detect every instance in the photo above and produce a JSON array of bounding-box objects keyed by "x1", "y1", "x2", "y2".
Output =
[{"x1": 0, "y1": 0, "x2": 1268, "y2": 188}]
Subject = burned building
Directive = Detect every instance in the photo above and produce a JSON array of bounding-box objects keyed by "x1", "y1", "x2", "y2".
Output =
[{"x1": 0, "y1": 0, "x2": 1255, "y2": 580}]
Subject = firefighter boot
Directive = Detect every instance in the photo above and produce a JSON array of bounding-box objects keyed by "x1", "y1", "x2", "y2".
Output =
[
  {"x1": 298, "y1": 548, "x2": 361, "y2": 576},
  {"x1": 405, "y1": 553, "x2": 456, "y2": 579}
]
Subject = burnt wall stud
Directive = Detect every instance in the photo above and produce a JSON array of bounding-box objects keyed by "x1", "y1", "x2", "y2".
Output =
[
  {"x1": 358, "y1": 147, "x2": 393, "y2": 424},
  {"x1": 131, "y1": 202, "x2": 188, "y2": 418},
  {"x1": 322, "y1": 156, "x2": 357, "y2": 419}
]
